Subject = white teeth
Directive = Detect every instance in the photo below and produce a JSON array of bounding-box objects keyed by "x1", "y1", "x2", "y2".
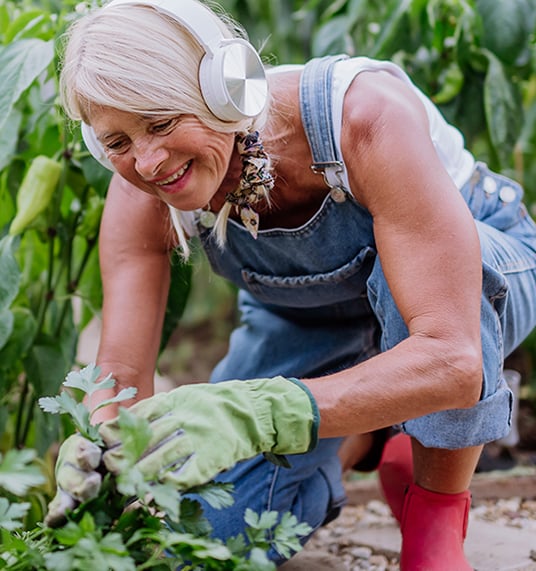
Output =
[{"x1": 155, "y1": 160, "x2": 191, "y2": 185}]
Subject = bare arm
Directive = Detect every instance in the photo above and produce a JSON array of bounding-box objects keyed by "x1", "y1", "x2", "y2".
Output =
[
  {"x1": 307, "y1": 71, "x2": 483, "y2": 437},
  {"x1": 89, "y1": 174, "x2": 174, "y2": 422}
]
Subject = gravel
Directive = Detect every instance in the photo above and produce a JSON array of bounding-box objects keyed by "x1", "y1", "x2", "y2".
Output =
[
  {"x1": 305, "y1": 500, "x2": 400, "y2": 570},
  {"x1": 298, "y1": 496, "x2": 536, "y2": 571}
]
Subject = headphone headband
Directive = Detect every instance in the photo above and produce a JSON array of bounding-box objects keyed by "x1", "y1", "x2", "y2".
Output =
[
  {"x1": 107, "y1": 0, "x2": 224, "y2": 56},
  {"x1": 105, "y1": 0, "x2": 268, "y2": 121}
]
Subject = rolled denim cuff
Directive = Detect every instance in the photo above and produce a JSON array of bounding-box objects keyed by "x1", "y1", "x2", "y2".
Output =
[{"x1": 401, "y1": 381, "x2": 513, "y2": 449}]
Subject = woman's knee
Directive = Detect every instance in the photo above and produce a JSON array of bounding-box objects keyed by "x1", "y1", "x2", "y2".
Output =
[{"x1": 199, "y1": 441, "x2": 346, "y2": 558}]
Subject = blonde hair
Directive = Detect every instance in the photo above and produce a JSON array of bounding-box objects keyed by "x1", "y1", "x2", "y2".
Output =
[{"x1": 59, "y1": 1, "x2": 269, "y2": 256}]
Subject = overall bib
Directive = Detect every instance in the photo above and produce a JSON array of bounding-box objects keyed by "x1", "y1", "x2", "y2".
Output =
[{"x1": 191, "y1": 56, "x2": 536, "y2": 562}]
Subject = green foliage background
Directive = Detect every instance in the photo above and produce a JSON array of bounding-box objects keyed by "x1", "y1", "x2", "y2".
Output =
[{"x1": 0, "y1": 0, "x2": 536, "y2": 538}]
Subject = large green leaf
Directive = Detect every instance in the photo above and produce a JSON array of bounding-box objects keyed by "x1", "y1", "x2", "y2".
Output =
[
  {"x1": 312, "y1": 16, "x2": 353, "y2": 57},
  {"x1": 483, "y1": 50, "x2": 523, "y2": 167},
  {"x1": 3, "y1": 10, "x2": 48, "y2": 43},
  {"x1": 160, "y1": 251, "x2": 192, "y2": 353},
  {"x1": 80, "y1": 154, "x2": 113, "y2": 198},
  {"x1": 0, "y1": 175, "x2": 16, "y2": 230},
  {"x1": 476, "y1": 0, "x2": 532, "y2": 65},
  {"x1": 0, "y1": 109, "x2": 21, "y2": 172},
  {"x1": 0, "y1": 307, "x2": 37, "y2": 371},
  {"x1": 0, "y1": 38, "x2": 54, "y2": 134},
  {"x1": 0, "y1": 4, "x2": 9, "y2": 39},
  {"x1": 0, "y1": 308, "x2": 14, "y2": 351},
  {"x1": 370, "y1": 0, "x2": 412, "y2": 58},
  {"x1": 23, "y1": 340, "x2": 71, "y2": 396},
  {"x1": 0, "y1": 235, "x2": 20, "y2": 312}
]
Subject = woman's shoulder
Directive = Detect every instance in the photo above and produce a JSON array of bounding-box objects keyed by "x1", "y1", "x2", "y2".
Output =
[{"x1": 342, "y1": 69, "x2": 427, "y2": 146}]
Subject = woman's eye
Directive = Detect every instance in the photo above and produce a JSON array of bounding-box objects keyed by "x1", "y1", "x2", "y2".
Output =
[{"x1": 105, "y1": 139, "x2": 128, "y2": 153}]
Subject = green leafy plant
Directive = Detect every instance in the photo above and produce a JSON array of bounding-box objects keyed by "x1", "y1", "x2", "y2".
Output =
[
  {"x1": 0, "y1": 449, "x2": 46, "y2": 538},
  {"x1": 0, "y1": 364, "x2": 311, "y2": 570},
  {"x1": 0, "y1": 0, "x2": 193, "y2": 462}
]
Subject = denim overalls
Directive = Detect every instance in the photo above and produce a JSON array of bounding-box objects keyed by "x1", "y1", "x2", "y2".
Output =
[{"x1": 193, "y1": 56, "x2": 536, "y2": 562}]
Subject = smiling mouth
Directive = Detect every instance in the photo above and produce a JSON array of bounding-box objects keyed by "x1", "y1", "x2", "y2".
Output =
[{"x1": 154, "y1": 160, "x2": 192, "y2": 186}]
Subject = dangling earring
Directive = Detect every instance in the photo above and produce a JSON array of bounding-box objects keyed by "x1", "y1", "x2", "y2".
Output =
[
  {"x1": 199, "y1": 202, "x2": 217, "y2": 229},
  {"x1": 222, "y1": 130, "x2": 274, "y2": 239}
]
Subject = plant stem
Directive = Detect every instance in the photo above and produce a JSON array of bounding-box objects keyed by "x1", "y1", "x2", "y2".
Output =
[
  {"x1": 34, "y1": 228, "x2": 56, "y2": 336},
  {"x1": 136, "y1": 548, "x2": 167, "y2": 570},
  {"x1": 20, "y1": 394, "x2": 37, "y2": 447},
  {"x1": 54, "y1": 236, "x2": 96, "y2": 338},
  {"x1": 14, "y1": 375, "x2": 30, "y2": 448}
]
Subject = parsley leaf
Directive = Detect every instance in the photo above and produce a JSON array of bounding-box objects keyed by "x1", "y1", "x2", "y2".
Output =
[{"x1": 0, "y1": 449, "x2": 46, "y2": 496}]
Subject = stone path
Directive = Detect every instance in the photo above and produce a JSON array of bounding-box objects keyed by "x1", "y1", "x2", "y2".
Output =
[
  {"x1": 281, "y1": 472, "x2": 536, "y2": 571},
  {"x1": 281, "y1": 515, "x2": 536, "y2": 570}
]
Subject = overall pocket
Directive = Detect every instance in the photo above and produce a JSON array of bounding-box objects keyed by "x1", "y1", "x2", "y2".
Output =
[{"x1": 242, "y1": 246, "x2": 376, "y2": 308}]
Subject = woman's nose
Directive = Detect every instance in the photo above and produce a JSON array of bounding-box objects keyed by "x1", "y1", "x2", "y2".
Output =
[{"x1": 133, "y1": 140, "x2": 169, "y2": 179}]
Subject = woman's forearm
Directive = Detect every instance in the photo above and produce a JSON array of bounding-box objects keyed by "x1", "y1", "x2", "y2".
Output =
[{"x1": 307, "y1": 332, "x2": 482, "y2": 438}]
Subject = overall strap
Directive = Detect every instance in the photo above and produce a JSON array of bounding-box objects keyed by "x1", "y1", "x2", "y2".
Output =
[{"x1": 299, "y1": 54, "x2": 349, "y2": 192}]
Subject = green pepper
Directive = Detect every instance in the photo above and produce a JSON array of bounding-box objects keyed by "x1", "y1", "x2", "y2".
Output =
[
  {"x1": 432, "y1": 62, "x2": 464, "y2": 105},
  {"x1": 9, "y1": 155, "x2": 62, "y2": 236}
]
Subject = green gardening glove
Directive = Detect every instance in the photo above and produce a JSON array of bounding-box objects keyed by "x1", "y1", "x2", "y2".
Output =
[
  {"x1": 99, "y1": 376, "x2": 319, "y2": 490},
  {"x1": 45, "y1": 434, "x2": 103, "y2": 527}
]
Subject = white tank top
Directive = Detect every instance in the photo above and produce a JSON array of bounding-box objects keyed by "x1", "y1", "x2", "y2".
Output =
[{"x1": 329, "y1": 57, "x2": 475, "y2": 190}]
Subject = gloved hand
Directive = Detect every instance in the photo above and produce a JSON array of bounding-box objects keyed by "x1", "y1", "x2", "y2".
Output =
[
  {"x1": 45, "y1": 434, "x2": 103, "y2": 527},
  {"x1": 100, "y1": 376, "x2": 319, "y2": 489}
]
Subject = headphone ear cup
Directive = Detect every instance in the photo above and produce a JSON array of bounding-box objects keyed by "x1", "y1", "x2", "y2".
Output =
[
  {"x1": 198, "y1": 39, "x2": 268, "y2": 122},
  {"x1": 81, "y1": 122, "x2": 116, "y2": 171}
]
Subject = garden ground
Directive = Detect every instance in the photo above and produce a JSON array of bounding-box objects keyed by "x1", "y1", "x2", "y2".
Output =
[{"x1": 280, "y1": 470, "x2": 536, "y2": 571}]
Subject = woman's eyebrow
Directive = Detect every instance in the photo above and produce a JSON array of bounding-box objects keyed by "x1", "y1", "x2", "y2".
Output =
[
  {"x1": 97, "y1": 131, "x2": 118, "y2": 142},
  {"x1": 140, "y1": 113, "x2": 181, "y2": 120}
]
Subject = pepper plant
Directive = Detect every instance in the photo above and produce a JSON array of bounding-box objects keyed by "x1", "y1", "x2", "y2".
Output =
[
  {"x1": 0, "y1": 0, "x2": 108, "y2": 456},
  {"x1": 0, "y1": 0, "x2": 192, "y2": 460}
]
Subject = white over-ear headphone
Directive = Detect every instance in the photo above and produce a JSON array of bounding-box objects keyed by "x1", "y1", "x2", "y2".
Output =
[{"x1": 80, "y1": 0, "x2": 268, "y2": 170}]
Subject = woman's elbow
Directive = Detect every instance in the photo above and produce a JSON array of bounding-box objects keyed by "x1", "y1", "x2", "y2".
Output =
[{"x1": 448, "y1": 343, "x2": 483, "y2": 409}]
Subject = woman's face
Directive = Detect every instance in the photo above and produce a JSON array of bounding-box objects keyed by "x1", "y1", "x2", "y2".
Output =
[{"x1": 89, "y1": 107, "x2": 236, "y2": 210}]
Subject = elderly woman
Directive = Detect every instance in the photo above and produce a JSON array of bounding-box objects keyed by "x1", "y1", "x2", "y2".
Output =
[{"x1": 47, "y1": 0, "x2": 536, "y2": 569}]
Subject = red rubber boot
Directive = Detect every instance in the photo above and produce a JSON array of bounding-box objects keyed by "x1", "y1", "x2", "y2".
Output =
[
  {"x1": 378, "y1": 433, "x2": 413, "y2": 524},
  {"x1": 399, "y1": 483, "x2": 473, "y2": 571}
]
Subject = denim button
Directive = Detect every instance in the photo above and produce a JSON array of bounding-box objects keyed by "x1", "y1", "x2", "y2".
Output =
[
  {"x1": 330, "y1": 187, "x2": 346, "y2": 202},
  {"x1": 483, "y1": 176, "x2": 498, "y2": 194},
  {"x1": 499, "y1": 186, "x2": 516, "y2": 203}
]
